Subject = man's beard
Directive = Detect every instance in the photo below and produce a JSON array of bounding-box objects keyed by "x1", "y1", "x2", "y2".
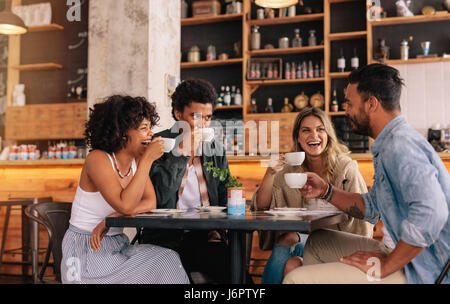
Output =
[{"x1": 348, "y1": 110, "x2": 371, "y2": 137}]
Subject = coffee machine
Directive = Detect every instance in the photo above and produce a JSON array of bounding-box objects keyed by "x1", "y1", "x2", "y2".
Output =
[{"x1": 428, "y1": 124, "x2": 449, "y2": 152}]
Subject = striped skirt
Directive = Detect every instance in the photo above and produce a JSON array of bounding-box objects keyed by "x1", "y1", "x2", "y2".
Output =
[{"x1": 61, "y1": 225, "x2": 190, "y2": 284}]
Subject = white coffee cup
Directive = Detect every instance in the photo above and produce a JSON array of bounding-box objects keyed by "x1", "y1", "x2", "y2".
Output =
[
  {"x1": 284, "y1": 173, "x2": 307, "y2": 188},
  {"x1": 285, "y1": 152, "x2": 305, "y2": 166},
  {"x1": 161, "y1": 138, "x2": 176, "y2": 153},
  {"x1": 201, "y1": 128, "x2": 215, "y2": 142}
]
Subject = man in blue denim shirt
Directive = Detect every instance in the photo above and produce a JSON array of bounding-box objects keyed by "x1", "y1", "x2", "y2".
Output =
[{"x1": 283, "y1": 64, "x2": 449, "y2": 284}]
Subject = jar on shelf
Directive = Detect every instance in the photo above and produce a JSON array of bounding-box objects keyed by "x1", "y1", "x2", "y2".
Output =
[
  {"x1": 251, "y1": 26, "x2": 261, "y2": 50},
  {"x1": 187, "y1": 45, "x2": 200, "y2": 62},
  {"x1": 206, "y1": 45, "x2": 216, "y2": 61}
]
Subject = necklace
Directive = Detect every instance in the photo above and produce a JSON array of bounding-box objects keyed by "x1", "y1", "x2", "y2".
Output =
[{"x1": 112, "y1": 152, "x2": 132, "y2": 178}]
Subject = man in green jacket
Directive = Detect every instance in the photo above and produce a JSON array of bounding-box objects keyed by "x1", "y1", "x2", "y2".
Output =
[{"x1": 141, "y1": 79, "x2": 231, "y2": 283}]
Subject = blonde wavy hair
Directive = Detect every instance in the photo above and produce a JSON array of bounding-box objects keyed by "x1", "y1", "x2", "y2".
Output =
[{"x1": 291, "y1": 107, "x2": 349, "y2": 183}]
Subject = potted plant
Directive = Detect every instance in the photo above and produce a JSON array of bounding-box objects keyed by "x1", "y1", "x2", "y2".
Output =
[{"x1": 204, "y1": 161, "x2": 245, "y2": 215}]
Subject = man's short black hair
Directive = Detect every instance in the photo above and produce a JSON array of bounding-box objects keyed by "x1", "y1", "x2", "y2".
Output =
[
  {"x1": 348, "y1": 63, "x2": 405, "y2": 112},
  {"x1": 171, "y1": 79, "x2": 217, "y2": 120}
]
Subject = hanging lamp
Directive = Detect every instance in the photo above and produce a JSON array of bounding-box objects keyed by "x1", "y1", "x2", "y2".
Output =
[
  {"x1": 254, "y1": 0, "x2": 298, "y2": 9},
  {"x1": 0, "y1": 0, "x2": 27, "y2": 35}
]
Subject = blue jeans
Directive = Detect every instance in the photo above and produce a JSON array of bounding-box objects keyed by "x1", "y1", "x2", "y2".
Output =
[{"x1": 261, "y1": 233, "x2": 308, "y2": 284}]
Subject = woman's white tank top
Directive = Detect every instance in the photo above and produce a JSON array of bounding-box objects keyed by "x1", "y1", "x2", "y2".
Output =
[{"x1": 69, "y1": 152, "x2": 137, "y2": 235}]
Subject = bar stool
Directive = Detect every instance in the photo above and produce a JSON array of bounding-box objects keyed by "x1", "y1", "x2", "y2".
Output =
[{"x1": 0, "y1": 197, "x2": 52, "y2": 280}]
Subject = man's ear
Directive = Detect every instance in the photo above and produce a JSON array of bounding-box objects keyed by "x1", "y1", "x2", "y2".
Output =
[
  {"x1": 174, "y1": 109, "x2": 182, "y2": 121},
  {"x1": 366, "y1": 96, "x2": 380, "y2": 113}
]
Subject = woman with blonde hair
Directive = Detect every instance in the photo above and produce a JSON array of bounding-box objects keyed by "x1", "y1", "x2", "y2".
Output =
[{"x1": 253, "y1": 106, "x2": 373, "y2": 284}]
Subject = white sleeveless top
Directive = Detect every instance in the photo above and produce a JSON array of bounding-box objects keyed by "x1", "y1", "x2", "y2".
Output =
[{"x1": 69, "y1": 152, "x2": 137, "y2": 235}]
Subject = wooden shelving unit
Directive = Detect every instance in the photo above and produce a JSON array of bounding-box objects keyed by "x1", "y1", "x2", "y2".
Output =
[
  {"x1": 27, "y1": 23, "x2": 64, "y2": 32},
  {"x1": 248, "y1": 13, "x2": 324, "y2": 26},
  {"x1": 181, "y1": 58, "x2": 243, "y2": 69},
  {"x1": 10, "y1": 63, "x2": 63, "y2": 71},
  {"x1": 248, "y1": 45, "x2": 324, "y2": 56},
  {"x1": 180, "y1": 0, "x2": 449, "y2": 154},
  {"x1": 181, "y1": 13, "x2": 243, "y2": 26}
]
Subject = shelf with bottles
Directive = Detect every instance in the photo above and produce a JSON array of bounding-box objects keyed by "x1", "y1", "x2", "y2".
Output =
[
  {"x1": 215, "y1": 84, "x2": 243, "y2": 108},
  {"x1": 368, "y1": 12, "x2": 450, "y2": 27},
  {"x1": 376, "y1": 56, "x2": 450, "y2": 65},
  {"x1": 248, "y1": 45, "x2": 324, "y2": 56},
  {"x1": 181, "y1": 13, "x2": 244, "y2": 26},
  {"x1": 328, "y1": 31, "x2": 367, "y2": 41},
  {"x1": 330, "y1": 40, "x2": 366, "y2": 73},
  {"x1": 249, "y1": 24, "x2": 323, "y2": 54},
  {"x1": 181, "y1": 58, "x2": 243, "y2": 69},
  {"x1": 248, "y1": 13, "x2": 324, "y2": 27},
  {"x1": 247, "y1": 77, "x2": 325, "y2": 86}
]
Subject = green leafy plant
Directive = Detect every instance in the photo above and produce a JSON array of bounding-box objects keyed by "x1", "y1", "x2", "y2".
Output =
[{"x1": 204, "y1": 161, "x2": 243, "y2": 189}]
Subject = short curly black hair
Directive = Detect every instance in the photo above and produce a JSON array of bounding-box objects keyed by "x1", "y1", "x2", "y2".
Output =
[
  {"x1": 171, "y1": 79, "x2": 217, "y2": 120},
  {"x1": 85, "y1": 95, "x2": 160, "y2": 153}
]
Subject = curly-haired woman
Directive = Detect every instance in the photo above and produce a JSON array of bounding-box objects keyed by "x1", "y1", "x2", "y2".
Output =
[
  {"x1": 60, "y1": 95, "x2": 190, "y2": 284},
  {"x1": 252, "y1": 107, "x2": 374, "y2": 284}
]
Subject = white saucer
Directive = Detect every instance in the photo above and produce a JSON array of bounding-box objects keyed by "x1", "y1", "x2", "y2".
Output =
[
  {"x1": 151, "y1": 209, "x2": 187, "y2": 214},
  {"x1": 196, "y1": 206, "x2": 227, "y2": 213},
  {"x1": 274, "y1": 207, "x2": 307, "y2": 212},
  {"x1": 264, "y1": 210, "x2": 301, "y2": 216}
]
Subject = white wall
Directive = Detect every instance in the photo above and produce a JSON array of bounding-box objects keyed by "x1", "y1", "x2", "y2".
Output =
[
  {"x1": 148, "y1": 0, "x2": 180, "y2": 132},
  {"x1": 394, "y1": 61, "x2": 450, "y2": 137}
]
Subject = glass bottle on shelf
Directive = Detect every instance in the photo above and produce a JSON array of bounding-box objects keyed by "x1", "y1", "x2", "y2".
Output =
[
  {"x1": 331, "y1": 89, "x2": 339, "y2": 112},
  {"x1": 255, "y1": 63, "x2": 261, "y2": 79},
  {"x1": 273, "y1": 64, "x2": 279, "y2": 78},
  {"x1": 281, "y1": 97, "x2": 294, "y2": 113},
  {"x1": 314, "y1": 63, "x2": 319, "y2": 78},
  {"x1": 265, "y1": 98, "x2": 274, "y2": 113},
  {"x1": 217, "y1": 94, "x2": 223, "y2": 107},
  {"x1": 285, "y1": 62, "x2": 291, "y2": 79},
  {"x1": 308, "y1": 60, "x2": 314, "y2": 78},
  {"x1": 231, "y1": 85, "x2": 236, "y2": 104},
  {"x1": 308, "y1": 30, "x2": 317, "y2": 46},
  {"x1": 320, "y1": 59, "x2": 324, "y2": 77},
  {"x1": 292, "y1": 28, "x2": 302, "y2": 47},
  {"x1": 290, "y1": 62, "x2": 296, "y2": 79},
  {"x1": 234, "y1": 88, "x2": 242, "y2": 105},
  {"x1": 251, "y1": 26, "x2": 261, "y2": 50},
  {"x1": 337, "y1": 48, "x2": 346, "y2": 72},
  {"x1": 250, "y1": 63, "x2": 256, "y2": 79},
  {"x1": 296, "y1": 62, "x2": 302, "y2": 79},
  {"x1": 351, "y1": 48, "x2": 359, "y2": 70},
  {"x1": 267, "y1": 63, "x2": 273, "y2": 78},
  {"x1": 224, "y1": 86, "x2": 231, "y2": 106},
  {"x1": 341, "y1": 87, "x2": 348, "y2": 111},
  {"x1": 249, "y1": 98, "x2": 258, "y2": 113},
  {"x1": 302, "y1": 61, "x2": 307, "y2": 79}
]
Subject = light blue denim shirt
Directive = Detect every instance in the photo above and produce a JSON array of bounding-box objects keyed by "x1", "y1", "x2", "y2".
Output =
[{"x1": 362, "y1": 116, "x2": 450, "y2": 284}]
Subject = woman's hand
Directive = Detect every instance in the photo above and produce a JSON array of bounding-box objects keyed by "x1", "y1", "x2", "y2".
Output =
[
  {"x1": 266, "y1": 154, "x2": 285, "y2": 175},
  {"x1": 143, "y1": 137, "x2": 164, "y2": 162},
  {"x1": 90, "y1": 219, "x2": 110, "y2": 252}
]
